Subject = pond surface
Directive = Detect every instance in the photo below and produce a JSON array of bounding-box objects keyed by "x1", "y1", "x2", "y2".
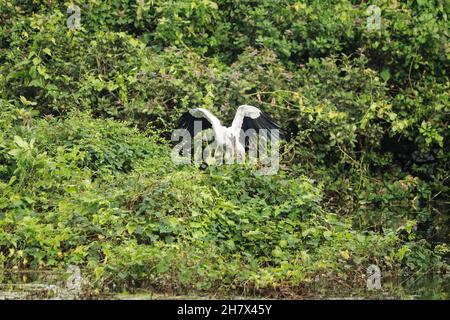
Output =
[
  {"x1": 111, "y1": 274, "x2": 449, "y2": 300},
  {"x1": 0, "y1": 270, "x2": 448, "y2": 300},
  {"x1": 383, "y1": 274, "x2": 449, "y2": 300}
]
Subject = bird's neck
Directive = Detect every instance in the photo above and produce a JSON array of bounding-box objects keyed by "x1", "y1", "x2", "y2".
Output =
[{"x1": 213, "y1": 125, "x2": 227, "y2": 146}]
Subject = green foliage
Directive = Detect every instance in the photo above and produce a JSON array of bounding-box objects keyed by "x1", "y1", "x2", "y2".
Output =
[
  {"x1": 0, "y1": 110, "x2": 448, "y2": 295},
  {"x1": 0, "y1": 0, "x2": 448, "y2": 297}
]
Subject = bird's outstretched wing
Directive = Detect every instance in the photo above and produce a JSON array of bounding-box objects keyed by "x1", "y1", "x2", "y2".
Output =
[
  {"x1": 177, "y1": 108, "x2": 222, "y2": 139},
  {"x1": 176, "y1": 108, "x2": 224, "y2": 165},
  {"x1": 231, "y1": 105, "x2": 280, "y2": 146}
]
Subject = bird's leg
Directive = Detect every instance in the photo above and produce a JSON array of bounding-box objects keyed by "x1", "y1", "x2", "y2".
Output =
[
  {"x1": 222, "y1": 140, "x2": 233, "y2": 165},
  {"x1": 236, "y1": 141, "x2": 246, "y2": 164},
  {"x1": 214, "y1": 143, "x2": 226, "y2": 166},
  {"x1": 232, "y1": 136, "x2": 237, "y2": 163}
]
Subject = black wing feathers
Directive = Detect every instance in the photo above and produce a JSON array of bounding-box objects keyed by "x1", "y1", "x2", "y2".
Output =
[
  {"x1": 241, "y1": 111, "x2": 281, "y2": 141},
  {"x1": 177, "y1": 111, "x2": 212, "y2": 138},
  {"x1": 239, "y1": 111, "x2": 281, "y2": 150}
]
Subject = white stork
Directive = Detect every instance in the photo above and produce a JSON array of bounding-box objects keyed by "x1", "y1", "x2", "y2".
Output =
[{"x1": 176, "y1": 105, "x2": 280, "y2": 165}]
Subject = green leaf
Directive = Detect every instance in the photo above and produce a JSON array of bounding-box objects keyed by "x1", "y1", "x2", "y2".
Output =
[
  {"x1": 323, "y1": 230, "x2": 332, "y2": 240},
  {"x1": 380, "y1": 69, "x2": 391, "y2": 82},
  {"x1": 156, "y1": 258, "x2": 169, "y2": 274},
  {"x1": 7, "y1": 149, "x2": 20, "y2": 156},
  {"x1": 43, "y1": 48, "x2": 52, "y2": 56},
  {"x1": 107, "y1": 82, "x2": 119, "y2": 92},
  {"x1": 19, "y1": 96, "x2": 37, "y2": 106},
  {"x1": 32, "y1": 57, "x2": 41, "y2": 65},
  {"x1": 13, "y1": 136, "x2": 28, "y2": 149},
  {"x1": 272, "y1": 247, "x2": 284, "y2": 257}
]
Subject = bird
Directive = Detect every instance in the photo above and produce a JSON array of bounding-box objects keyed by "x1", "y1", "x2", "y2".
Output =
[{"x1": 176, "y1": 105, "x2": 280, "y2": 165}]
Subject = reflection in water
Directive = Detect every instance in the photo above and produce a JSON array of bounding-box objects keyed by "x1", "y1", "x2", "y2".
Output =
[
  {"x1": 386, "y1": 274, "x2": 450, "y2": 300},
  {"x1": 0, "y1": 269, "x2": 448, "y2": 299}
]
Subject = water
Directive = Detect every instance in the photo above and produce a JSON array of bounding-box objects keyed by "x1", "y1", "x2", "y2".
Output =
[
  {"x1": 386, "y1": 274, "x2": 449, "y2": 300},
  {"x1": 111, "y1": 274, "x2": 449, "y2": 300},
  {"x1": 0, "y1": 269, "x2": 448, "y2": 300},
  {"x1": 0, "y1": 266, "x2": 82, "y2": 300}
]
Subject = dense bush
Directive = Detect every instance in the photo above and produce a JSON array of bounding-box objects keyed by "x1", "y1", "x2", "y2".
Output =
[
  {"x1": 0, "y1": 0, "x2": 448, "y2": 297},
  {"x1": 0, "y1": 110, "x2": 447, "y2": 295}
]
